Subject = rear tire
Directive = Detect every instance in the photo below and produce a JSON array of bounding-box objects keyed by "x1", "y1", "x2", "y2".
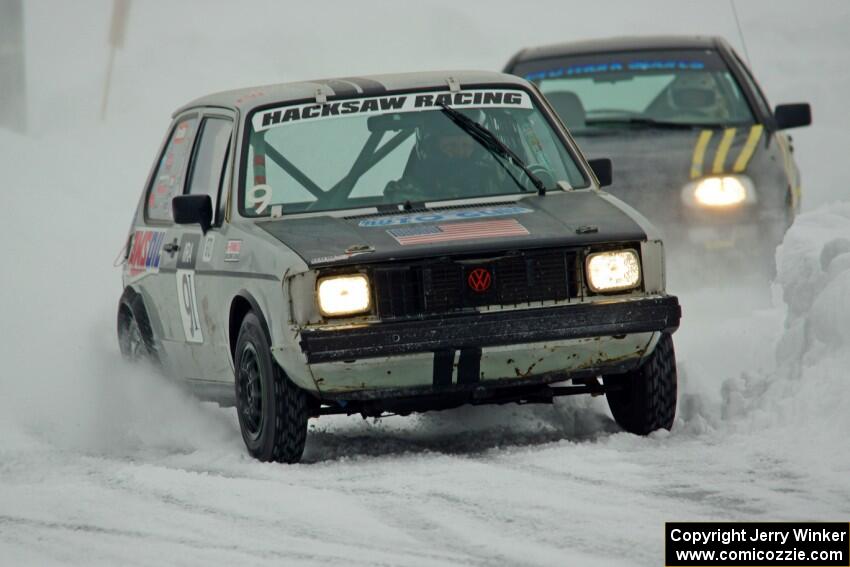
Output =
[
  {"x1": 606, "y1": 333, "x2": 677, "y2": 435},
  {"x1": 234, "y1": 312, "x2": 308, "y2": 463},
  {"x1": 117, "y1": 291, "x2": 157, "y2": 363}
]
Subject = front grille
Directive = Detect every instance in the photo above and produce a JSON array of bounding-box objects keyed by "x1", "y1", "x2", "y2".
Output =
[{"x1": 372, "y1": 248, "x2": 581, "y2": 320}]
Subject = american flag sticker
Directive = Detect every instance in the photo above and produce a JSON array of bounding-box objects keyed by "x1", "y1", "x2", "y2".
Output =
[{"x1": 387, "y1": 219, "x2": 529, "y2": 246}]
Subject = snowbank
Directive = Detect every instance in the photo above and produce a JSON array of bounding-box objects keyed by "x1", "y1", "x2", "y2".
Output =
[{"x1": 722, "y1": 204, "x2": 850, "y2": 465}]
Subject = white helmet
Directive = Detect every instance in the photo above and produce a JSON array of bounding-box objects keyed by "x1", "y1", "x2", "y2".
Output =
[{"x1": 666, "y1": 72, "x2": 729, "y2": 120}]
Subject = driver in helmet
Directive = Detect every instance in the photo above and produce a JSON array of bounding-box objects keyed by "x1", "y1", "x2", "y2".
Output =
[
  {"x1": 385, "y1": 112, "x2": 504, "y2": 203},
  {"x1": 663, "y1": 72, "x2": 731, "y2": 122}
]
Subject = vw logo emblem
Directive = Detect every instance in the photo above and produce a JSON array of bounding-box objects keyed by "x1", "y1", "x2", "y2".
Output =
[{"x1": 467, "y1": 267, "x2": 492, "y2": 293}]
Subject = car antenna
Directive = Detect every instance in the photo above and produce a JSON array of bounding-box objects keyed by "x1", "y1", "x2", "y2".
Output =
[{"x1": 729, "y1": 0, "x2": 753, "y2": 68}]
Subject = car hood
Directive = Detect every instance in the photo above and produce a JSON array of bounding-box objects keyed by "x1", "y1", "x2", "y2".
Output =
[
  {"x1": 577, "y1": 129, "x2": 697, "y2": 190},
  {"x1": 257, "y1": 191, "x2": 646, "y2": 268},
  {"x1": 574, "y1": 125, "x2": 764, "y2": 223}
]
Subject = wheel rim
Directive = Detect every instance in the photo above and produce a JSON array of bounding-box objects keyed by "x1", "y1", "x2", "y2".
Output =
[{"x1": 237, "y1": 343, "x2": 264, "y2": 440}]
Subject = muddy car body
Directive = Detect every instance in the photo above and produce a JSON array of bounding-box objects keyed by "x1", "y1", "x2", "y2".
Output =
[{"x1": 117, "y1": 70, "x2": 681, "y2": 462}]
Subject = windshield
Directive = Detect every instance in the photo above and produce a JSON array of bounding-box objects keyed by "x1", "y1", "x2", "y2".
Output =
[
  {"x1": 241, "y1": 89, "x2": 588, "y2": 217},
  {"x1": 513, "y1": 49, "x2": 755, "y2": 132}
]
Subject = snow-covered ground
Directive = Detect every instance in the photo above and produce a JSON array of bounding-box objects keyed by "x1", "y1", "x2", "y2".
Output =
[{"x1": 1, "y1": 1, "x2": 849, "y2": 565}]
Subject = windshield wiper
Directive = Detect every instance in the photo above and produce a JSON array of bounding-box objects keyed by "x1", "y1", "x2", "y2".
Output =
[
  {"x1": 438, "y1": 102, "x2": 547, "y2": 196},
  {"x1": 584, "y1": 117, "x2": 727, "y2": 130}
]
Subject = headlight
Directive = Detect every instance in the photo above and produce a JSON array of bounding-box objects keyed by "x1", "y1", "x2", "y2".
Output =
[
  {"x1": 317, "y1": 274, "x2": 371, "y2": 317},
  {"x1": 586, "y1": 250, "x2": 642, "y2": 293},
  {"x1": 682, "y1": 175, "x2": 755, "y2": 208}
]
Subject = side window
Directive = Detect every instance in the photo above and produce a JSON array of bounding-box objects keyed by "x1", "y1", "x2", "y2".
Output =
[
  {"x1": 146, "y1": 117, "x2": 199, "y2": 222},
  {"x1": 187, "y1": 117, "x2": 233, "y2": 225}
]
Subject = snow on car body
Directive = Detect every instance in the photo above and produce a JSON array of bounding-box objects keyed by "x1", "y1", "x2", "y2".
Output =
[
  {"x1": 504, "y1": 36, "x2": 811, "y2": 270},
  {"x1": 117, "y1": 70, "x2": 681, "y2": 463}
]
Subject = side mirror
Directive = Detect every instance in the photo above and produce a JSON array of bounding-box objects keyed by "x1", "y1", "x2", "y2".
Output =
[
  {"x1": 588, "y1": 158, "x2": 613, "y2": 188},
  {"x1": 172, "y1": 194, "x2": 212, "y2": 233},
  {"x1": 774, "y1": 103, "x2": 811, "y2": 130}
]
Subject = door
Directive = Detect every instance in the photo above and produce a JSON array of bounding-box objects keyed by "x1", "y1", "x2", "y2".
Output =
[
  {"x1": 128, "y1": 114, "x2": 200, "y2": 376},
  {"x1": 171, "y1": 112, "x2": 235, "y2": 381}
]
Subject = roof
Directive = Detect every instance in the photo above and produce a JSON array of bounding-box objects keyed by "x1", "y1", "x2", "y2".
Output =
[
  {"x1": 508, "y1": 35, "x2": 730, "y2": 65},
  {"x1": 173, "y1": 70, "x2": 529, "y2": 117}
]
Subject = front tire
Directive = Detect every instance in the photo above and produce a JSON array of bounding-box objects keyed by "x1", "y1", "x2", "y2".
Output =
[
  {"x1": 606, "y1": 333, "x2": 677, "y2": 435},
  {"x1": 234, "y1": 312, "x2": 308, "y2": 463}
]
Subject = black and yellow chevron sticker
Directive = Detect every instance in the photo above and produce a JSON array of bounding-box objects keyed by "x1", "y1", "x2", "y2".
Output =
[
  {"x1": 733, "y1": 124, "x2": 764, "y2": 172},
  {"x1": 690, "y1": 130, "x2": 713, "y2": 179},
  {"x1": 690, "y1": 124, "x2": 764, "y2": 179}
]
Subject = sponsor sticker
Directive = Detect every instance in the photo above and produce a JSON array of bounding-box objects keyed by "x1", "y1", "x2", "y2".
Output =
[
  {"x1": 310, "y1": 252, "x2": 371, "y2": 265},
  {"x1": 253, "y1": 90, "x2": 533, "y2": 132},
  {"x1": 359, "y1": 205, "x2": 532, "y2": 227},
  {"x1": 388, "y1": 218, "x2": 529, "y2": 246},
  {"x1": 173, "y1": 120, "x2": 191, "y2": 143},
  {"x1": 176, "y1": 234, "x2": 200, "y2": 269},
  {"x1": 224, "y1": 240, "x2": 242, "y2": 262},
  {"x1": 311, "y1": 254, "x2": 357, "y2": 265},
  {"x1": 126, "y1": 229, "x2": 166, "y2": 277},
  {"x1": 309, "y1": 244, "x2": 374, "y2": 265},
  {"x1": 202, "y1": 234, "x2": 215, "y2": 263},
  {"x1": 524, "y1": 59, "x2": 708, "y2": 82}
]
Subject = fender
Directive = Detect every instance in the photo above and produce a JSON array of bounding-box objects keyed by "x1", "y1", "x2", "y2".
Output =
[{"x1": 228, "y1": 289, "x2": 273, "y2": 364}]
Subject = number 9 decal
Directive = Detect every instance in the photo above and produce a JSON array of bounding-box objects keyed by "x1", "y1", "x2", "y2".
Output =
[
  {"x1": 176, "y1": 269, "x2": 204, "y2": 343},
  {"x1": 247, "y1": 184, "x2": 272, "y2": 215}
]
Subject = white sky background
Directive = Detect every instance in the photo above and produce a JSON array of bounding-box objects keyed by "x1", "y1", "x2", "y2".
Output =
[{"x1": 19, "y1": 0, "x2": 850, "y2": 211}]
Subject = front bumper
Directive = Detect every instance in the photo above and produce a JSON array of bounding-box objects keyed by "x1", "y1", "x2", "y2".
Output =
[
  {"x1": 301, "y1": 295, "x2": 681, "y2": 400},
  {"x1": 298, "y1": 296, "x2": 680, "y2": 396},
  {"x1": 300, "y1": 295, "x2": 680, "y2": 363}
]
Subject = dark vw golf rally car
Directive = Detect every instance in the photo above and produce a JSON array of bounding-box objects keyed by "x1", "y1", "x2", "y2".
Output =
[
  {"x1": 117, "y1": 71, "x2": 681, "y2": 463},
  {"x1": 505, "y1": 36, "x2": 811, "y2": 271}
]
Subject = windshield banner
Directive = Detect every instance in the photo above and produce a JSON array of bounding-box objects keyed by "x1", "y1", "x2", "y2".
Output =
[
  {"x1": 252, "y1": 89, "x2": 533, "y2": 132},
  {"x1": 519, "y1": 50, "x2": 729, "y2": 82}
]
